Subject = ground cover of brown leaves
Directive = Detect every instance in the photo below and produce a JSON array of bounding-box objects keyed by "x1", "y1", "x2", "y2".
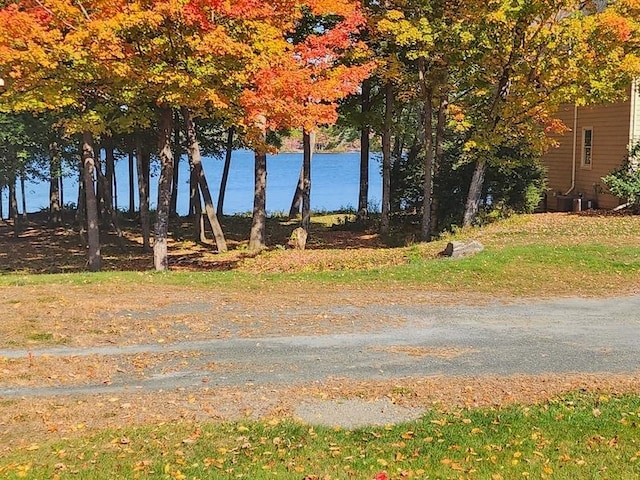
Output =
[{"x1": 1, "y1": 211, "x2": 640, "y2": 448}]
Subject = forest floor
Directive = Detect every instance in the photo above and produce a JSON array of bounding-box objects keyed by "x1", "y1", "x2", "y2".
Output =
[{"x1": 1, "y1": 211, "x2": 640, "y2": 446}]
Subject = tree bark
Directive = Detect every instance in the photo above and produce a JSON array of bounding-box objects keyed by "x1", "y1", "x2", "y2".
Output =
[
  {"x1": 358, "y1": 79, "x2": 371, "y2": 219},
  {"x1": 380, "y1": 83, "x2": 393, "y2": 235},
  {"x1": 463, "y1": 159, "x2": 486, "y2": 227},
  {"x1": 181, "y1": 106, "x2": 227, "y2": 252},
  {"x1": 95, "y1": 144, "x2": 124, "y2": 247},
  {"x1": 8, "y1": 172, "x2": 17, "y2": 220},
  {"x1": 135, "y1": 134, "x2": 151, "y2": 252},
  {"x1": 217, "y1": 126, "x2": 234, "y2": 218},
  {"x1": 128, "y1": 150, "x2": 135, "y2": 215},
  {"x1": 20, "y1": 170, "x2": 26, "y2": 220},
  {"x1": 418, "y1": 57, "x2": 434, "y2": 242},
  {"x1": 288, "y1": 165, "x2": 304, "y2": 219},
  {"x1": 154, "y1": 107, "x2": 175, "y2": 271},
  {"x1": 249, "y1": 150, "x2": 267, "y2": 251},
  {"x1": 105, "y1": 142, "x2": 116, "y2": 214},
  {"x1": 82, "y1": 130, "x2": 102, "y2": 272},
  {"x1": 301, "y1": 129, "x2": 313, "y2": 232},
  {"x1": 432, "y1": 91, "x2": 448, "y2": 233},
  {"x1": 170, "y1": 110, "x2": 181, "y2": 217},
  {"x1": 75, "y1": 154, "x2": 86, "y2": 231}
]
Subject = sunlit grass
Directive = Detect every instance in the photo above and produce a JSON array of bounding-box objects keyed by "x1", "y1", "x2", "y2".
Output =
[
  {"x1": 1, "y1": 213, "x2": 639, "y2": 297},
  {"x1": 2, "y1": 392, "x2": 639, "y2": 479}
]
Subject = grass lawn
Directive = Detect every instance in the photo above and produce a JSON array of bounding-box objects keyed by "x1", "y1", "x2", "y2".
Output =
[
  {"x1": 1, "y1": 211, "x2": 639, "y2": 479},
  {"x1": 1, "y1": 393, "x2": 640, "y2": 479}
]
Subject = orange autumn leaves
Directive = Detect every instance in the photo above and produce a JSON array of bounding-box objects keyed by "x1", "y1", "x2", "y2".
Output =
[{"x1": 0, "y1": 0, "x2": 371, "y2": 137}]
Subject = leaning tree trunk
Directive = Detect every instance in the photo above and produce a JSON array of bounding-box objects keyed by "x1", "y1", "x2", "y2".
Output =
[
  {"x1": 249, "y1": 150, "x2": 267, "y2": 251},
  {"x1": 49, "y1": 142, "x2": 62, "y2": 226},
  {"x1": 154, "y1": 107, "x2": 175, "y2": 271},
  {"x1": 380, "y1": 83, "x2": 393, "y2": 235},
  {"x1": 418, "y1": 58, "x2": 434, "y2": 242},
  {"x1": 462, "y1": 159, "x2": 487, "y2": 227},
  {"x1": 288, "y1": 165, "x2": 304, "y2": 219},
  {"x1": 301, "y1": 129, "x2": 314, "y2": 232},
  {"x1": 82, "y1": 130, "x2": 102, "y2": 272},
  {"x1": 358, "y1": 79, "x2": 371, "y2": 220},
  {"x1": 217, "y1": 126, "x2": 234, "y2": 218},
  {"x1": 190, "y1": 165, "x2": 207, "y2": 243},
  {"x1": 135, "y1": 135, "x2": 151, "y2": 252},
  {"x1": 181, "y1": 106, "x2": 227, "y2": 252}
]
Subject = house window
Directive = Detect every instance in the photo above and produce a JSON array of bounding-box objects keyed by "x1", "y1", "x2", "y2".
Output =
[{"x1": 582, "y1": 128, "x2": 593, "y2": 168}]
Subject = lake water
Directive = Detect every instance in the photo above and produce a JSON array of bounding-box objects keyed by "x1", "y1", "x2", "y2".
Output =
[{"x1": 6, "y1": 149, "x2": 382, "y2": 216}]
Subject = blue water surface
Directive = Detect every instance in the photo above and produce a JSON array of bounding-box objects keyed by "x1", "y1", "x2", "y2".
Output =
[{"x1": 5, "y1": 150, "x2": 382, "y2": 216}]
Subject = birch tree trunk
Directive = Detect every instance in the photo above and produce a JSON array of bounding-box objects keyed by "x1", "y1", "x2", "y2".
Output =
[
  {"x1": 249, "y1": 150, "x2": 267, "y2": 251},
  {"x1": 82, "y1": 130, "x2": 101, "y2": 272},
  {"x1": 154, "y1": 107, "x2": 175, "y2": 271},
  {"x1": 181, "y1": 106, "x2": 227, "y2": 252}
]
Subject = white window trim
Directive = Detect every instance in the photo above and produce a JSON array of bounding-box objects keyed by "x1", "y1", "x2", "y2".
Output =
[{"x1": 581, "y1": 127, "x2": 593, "y2": 169}]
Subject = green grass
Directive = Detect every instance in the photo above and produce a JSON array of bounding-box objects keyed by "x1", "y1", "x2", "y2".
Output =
[
  {"x1": 1, "y1": 213, "x2": 639, "y2": 297},
  {"x1": 2, "y1": 393, "x2": 640, "y2": 479}
]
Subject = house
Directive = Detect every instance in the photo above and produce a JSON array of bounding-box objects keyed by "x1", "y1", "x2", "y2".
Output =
[{"x1": 541, "y1": 82, "x2": 640, "y2": 211}]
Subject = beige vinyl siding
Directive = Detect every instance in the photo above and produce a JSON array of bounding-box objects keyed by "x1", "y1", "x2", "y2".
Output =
[
  {"x1": 542, "y1": 104, "x2": 576, "y2": 201},
  {"x1": 574, "y1": 101, "x2": 630, "y2": 209},
  {"x1": 542, "y1": 98, "x2": 632, "y2": 210}
]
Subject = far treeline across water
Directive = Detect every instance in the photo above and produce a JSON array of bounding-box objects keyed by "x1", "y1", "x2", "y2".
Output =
[{"x1": 1, "y1": 0, "x2": 639, "y2": 271}]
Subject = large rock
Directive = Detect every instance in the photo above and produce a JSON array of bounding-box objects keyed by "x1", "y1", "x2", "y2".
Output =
[{"x1": 441, "y1": 240, "x2": 484, "y2": 259}]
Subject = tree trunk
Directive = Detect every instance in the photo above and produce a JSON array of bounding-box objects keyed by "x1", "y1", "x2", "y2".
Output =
[
  {"x1": 8, "y1": 172, "x2": 17, "y2": 220},
  {"x1": 105, "y1": 142, "x2": 115, "y2": 214},
  {"x1": 154, "y1": 107, "x2": 175, "y2": 271},
  {"x1": 135, "y1": 134, "x2": 151, "y2": 252},
  {"x1": 249, "y1": 150, "x2": 267, "y2": 251},
  {"x1": 463, "y1": 159, "x2": 487, "y2": 227},
  {"x1": 432, "y1": 92, "x2": 448, "y2": 234},
  {"x1": 96, "y1": 144, "x2": 124, "y2": 248},
  {"x1": 217, "y1": 126, "x2": 234, "y2": 218},
  {"x1": 20, "y1": 170, "x2": 27, "y2": 220},
  {"x1": 301, "y1": 129, "x2": 313, "y2": 232},
  {"x1": 170, "y1": 111, "x2": 181, "y2": 217},
  {"x1": 75, "y1": 154, "x2": 86, "y2": 232},
  {"x1": 380, "y1": 83, "x2": 393, "y2": 235},
  {"x1": 128, "y1": 150, "x2": 135, "y2": 215},
  {"x1": 288, "y1": 165, "x2": 304, "y2": 219},
  {"x1": 82, "y1": 130, "x2": 102, "y2": 272},
  {"x1": 181, "y1": 106, "x2": 227, "y2": 252},
  {"x1": 59, "y1": 173, "x2": 64, "y2": 210},
  {"x1": 418, "y1": 58, "x2": 434, "y2": 242},
  {"x1": 358, "y1": 79, "x2": 371, "y2": 219},
  {"x1": 190, "y1": 171, "x2": 207, "y2": 243}
]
